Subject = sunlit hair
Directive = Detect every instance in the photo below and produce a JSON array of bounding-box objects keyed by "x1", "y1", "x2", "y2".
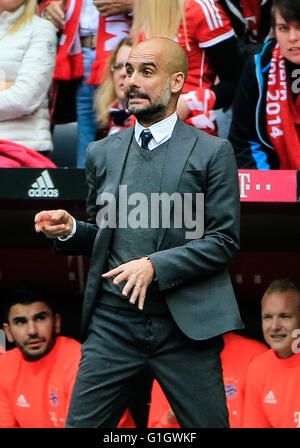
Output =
[
  {"x1": 95, "y1": 37, "x2": 133, "y2": 127},
  {"x1": 262, "y1": 278, "x2": 300, "y2": 309},
  {"x1": 131, "y1": 0, "x2": 190, "y2": 50},
  {"x1": 7, "y1": 0, "x2": 37, "y2": 35}
]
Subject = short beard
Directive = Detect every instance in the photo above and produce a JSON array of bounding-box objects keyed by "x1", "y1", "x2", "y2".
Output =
[
  {"x1": 130, "y1": 101, "x2": 170, "y2": 124},
  {"x1": 125, "y1": 79, "x2": 171, "y2": 123},
  {"x1": 17, "y1": 331, "x2": 58, "y2": 362}
]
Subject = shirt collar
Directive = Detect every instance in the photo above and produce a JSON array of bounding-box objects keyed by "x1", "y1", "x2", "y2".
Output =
[{"x1": 135, "y1": 112, "x2": 178, "y2": 149}]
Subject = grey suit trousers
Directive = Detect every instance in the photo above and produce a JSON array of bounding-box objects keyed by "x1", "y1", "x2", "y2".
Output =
[{"x1": 66, "y1": 303, "x2": 229, "y2": 428}]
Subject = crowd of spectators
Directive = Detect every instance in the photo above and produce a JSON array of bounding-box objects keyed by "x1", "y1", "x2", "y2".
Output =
[{"x1": 1, "y1": 0, "x2": 299, "y2": 169}]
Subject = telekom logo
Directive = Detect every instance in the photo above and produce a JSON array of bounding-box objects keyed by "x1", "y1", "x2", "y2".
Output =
[{"x1": 238, "y1": 173, "x2": 251, "y2": 199}]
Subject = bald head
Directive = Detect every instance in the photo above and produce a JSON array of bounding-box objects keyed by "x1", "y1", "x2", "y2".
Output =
[
  {"x1": 132, "y1": 37, "x2": 188, "y2": 79},
  {"x1": 124, "y1": 37, "x2": 188, "y2": 126}
]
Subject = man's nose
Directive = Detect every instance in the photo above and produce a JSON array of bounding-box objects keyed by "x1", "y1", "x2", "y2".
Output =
[
  {"x1": 127, "y1": 71, "x2": 140, "y2": 87},
  {"x1": 27, "y1": 320, "x2": 38, "y2": 336},
  {"x1": 270, "y1": 316, "x2": 281, "y2": 331}
]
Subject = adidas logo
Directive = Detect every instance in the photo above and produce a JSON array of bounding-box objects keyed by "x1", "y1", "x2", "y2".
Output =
[
  {"x1": 28, "y1": 170, "x2": 59, "y2": 198},
  {"x1": 264, "y1": 390, "x2": 277, "y2": 404},
  {"x1": 16, "y1": 394, "x2": 30, "y2": 408}
]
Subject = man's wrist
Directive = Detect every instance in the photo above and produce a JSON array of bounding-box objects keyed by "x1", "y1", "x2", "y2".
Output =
[
  {"x1": 141, "y1": 256, "x2": 157, "y2": 281},
  {"x1": 58, "y1": 217, "x2": 76, "y2": 241}
]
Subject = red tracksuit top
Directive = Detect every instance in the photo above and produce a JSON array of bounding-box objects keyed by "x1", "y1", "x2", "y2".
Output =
[
  {"x1": 243, "y1": 349, "x2": 300, "y2": 428},
  {"x1": 0, "y1": 336, "x2": 81, "y2": 428}
]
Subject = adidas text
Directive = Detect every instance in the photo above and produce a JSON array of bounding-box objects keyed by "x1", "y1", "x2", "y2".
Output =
[{"x1": 28, "y1": 188, "x2": 59, "y2": 198}]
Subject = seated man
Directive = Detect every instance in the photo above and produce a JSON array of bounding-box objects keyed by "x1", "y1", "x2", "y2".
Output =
[
  {"x1": 243, "y1": 279, "x2": 300, "y2": 428},
  {"x1": 0, "y1": 283, "x2": 82, "y2": 428},
  {"x1": 147, "y1": 332, "x2": 267, "y2": 428},
  {"x1": 229, "y1": 0, "x2": 300, "y2": 169}
]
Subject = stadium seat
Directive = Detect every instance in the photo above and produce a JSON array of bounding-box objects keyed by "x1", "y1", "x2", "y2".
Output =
[{"x1": 51, "y1": 122, "x2": 78, "y2": 168}]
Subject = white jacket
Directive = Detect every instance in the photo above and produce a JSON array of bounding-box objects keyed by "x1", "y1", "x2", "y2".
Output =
[{"x1": 0, "y1": 6, "x2": 57, "y2": 151}]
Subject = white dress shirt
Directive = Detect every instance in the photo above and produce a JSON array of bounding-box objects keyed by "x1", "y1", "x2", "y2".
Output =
[{"x1": 135, "y1": 112, "x2": 178, "y2": 150}]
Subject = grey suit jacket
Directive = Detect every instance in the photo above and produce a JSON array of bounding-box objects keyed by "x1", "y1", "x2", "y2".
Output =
[{"x1": 56, "y1": 118, "x2": 244, "y2": 340}]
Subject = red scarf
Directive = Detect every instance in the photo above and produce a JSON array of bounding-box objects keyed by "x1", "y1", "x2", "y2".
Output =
[
  {"x1": 266, "y1": 43, "x2": 300, "y2": 169},
  {"x1": 53, "y1": 0, "x2": 131, "y2": 84},
  {"x1": 240, "y1": 0, "x2": 261, "y2": 43},
  {"x1": 54, "y1": 0, "x2": 84, "y2": 80}
]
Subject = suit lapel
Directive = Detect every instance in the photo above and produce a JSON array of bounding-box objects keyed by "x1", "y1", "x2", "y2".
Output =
[
  {"x1": 92, "y1": 128, "x2": 134, "y2": 249},
  {"x1": 106, "y1": 127, "x2": 134, "y2": 197},
  {"x1": 156, "y1": 120, "x2": 197, "y2": 250}
]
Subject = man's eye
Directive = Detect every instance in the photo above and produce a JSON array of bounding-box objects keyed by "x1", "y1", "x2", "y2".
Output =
[{"x1": 35, "y1": 315, "x2": 46, "y2": 321}]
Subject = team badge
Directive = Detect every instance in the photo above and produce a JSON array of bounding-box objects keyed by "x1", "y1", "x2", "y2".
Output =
[
  {"x1": 224, "y1": 377, "x2": 238, "y2": 399},
  {"x1": 49, "y1": 389, "x2": 59, "y2": 407}
]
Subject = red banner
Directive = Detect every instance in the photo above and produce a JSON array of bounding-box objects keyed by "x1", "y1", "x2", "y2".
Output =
[{"x1": 238, "y1": 170, "x2": 298, "y2": 202}]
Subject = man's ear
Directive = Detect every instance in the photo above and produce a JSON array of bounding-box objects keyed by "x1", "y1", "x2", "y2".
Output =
[
  {"x1": 170, "y1": 72, "x2": 185, "y2": 94},
  {"x1": 3, "y1": 323, "x2": 14, "y2": 343},
  {"x1": 54, "y1": 313, "x2": 61, "y2": 335}
]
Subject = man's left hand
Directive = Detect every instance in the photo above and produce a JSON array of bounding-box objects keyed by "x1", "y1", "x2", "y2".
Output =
[
  {"x1": 93, "y1": 0, "x2": 134, "y2": 17},
  {"x1": 102, "y1": 257, "x2": 155, "y2": 310}
]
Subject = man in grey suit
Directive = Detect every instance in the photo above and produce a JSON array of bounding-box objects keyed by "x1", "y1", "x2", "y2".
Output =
[{"x1": 35, "y1": 37, "x2": 243, "y2": 428}]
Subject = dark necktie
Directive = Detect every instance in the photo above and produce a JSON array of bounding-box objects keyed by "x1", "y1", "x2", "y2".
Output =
[{"x1": 140, "y1": 129, "x2": 153, "y2": 150}]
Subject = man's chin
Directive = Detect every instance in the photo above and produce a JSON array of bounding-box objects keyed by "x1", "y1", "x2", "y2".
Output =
[
  {"x1": 21, "y1": 347, "x2": 48, "y2": 362},
  {"x1": 128, "y1": 104, "x2": 169, "y2": 122},
  {"x1": 127, "y1": 101, "x2": 150, "y2": 114},
  {"x1": 18, "y1": 336, "x2": 57, "y2": 362}
]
